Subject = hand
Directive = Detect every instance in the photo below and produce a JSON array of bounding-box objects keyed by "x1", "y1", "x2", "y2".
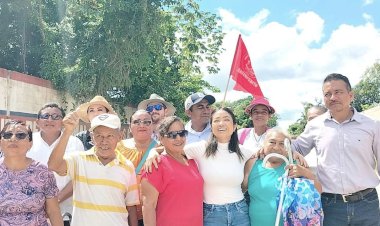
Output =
[
  {"x1": 254, "y1": 147, "x2": 265, "y2": 159},
  {"x1": 292, "y1": 151, "x2": 309, "y2": 168},
  {"x1": 143, "y1": 149, "x2": 161, "y2": 173},
  {"x1": 62, "y1": 110, "x2": 80, "y2": 134},
  {"x1": 287, "y1": 163, "x2": 316, "y2": 180}
]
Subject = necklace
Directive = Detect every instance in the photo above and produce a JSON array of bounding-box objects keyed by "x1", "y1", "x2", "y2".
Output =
[{"x1": 253, "y1": 130, "x2": 267, "y2": 145}]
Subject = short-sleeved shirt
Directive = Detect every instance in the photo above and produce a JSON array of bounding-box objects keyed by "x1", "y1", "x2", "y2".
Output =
[
  {"x1": 27, "y1": 131, "x2": 84, "y2": 216},
  {"x1": 0, "y1": 160, "x2": 59, "y2": 226},
  {"x1": 65, "y1": 149, "x2": 139, "y2": 226},
  {"x1": 142, "y1": 155, "x2": 203, "y2": 226},
  {"x1": 116, "y1": 138, "x2": 157, "y2": 220}
]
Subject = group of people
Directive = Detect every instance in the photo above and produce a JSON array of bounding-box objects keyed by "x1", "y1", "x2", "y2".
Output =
[{"x1": 0, "y1": 72, "x2": 379, "y2": 226}]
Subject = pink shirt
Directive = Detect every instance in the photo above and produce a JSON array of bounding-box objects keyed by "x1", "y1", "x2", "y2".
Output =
[
  {"x1": 142, "y1": 155, "x2": 203, "y2": 226},
  {"x1": 292, "y1": 109, "x2": 380, "y2": 194}
]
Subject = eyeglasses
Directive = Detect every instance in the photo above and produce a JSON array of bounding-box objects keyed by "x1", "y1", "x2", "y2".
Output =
[
  {"x1": 1, "y1": 132, "x2": 29, "y2": 140},
  {"x1": 132, "y1": 119, "x2": 152, "y2": 126},
  {"x1": 164, "y1": 130, "x2": 188, "y2": 139},
  {"x1": 38, "y1": 113, "x2": 63, "y2": 120},
  {"x1": 146, "y1": 104, "x2": 165, "y2": 112},
  {"x1": 251, "y1": 110, "x2": 269, "y2": 116}
]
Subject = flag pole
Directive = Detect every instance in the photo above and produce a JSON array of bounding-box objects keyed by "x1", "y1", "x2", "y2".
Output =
[
  {"x1": 222, "y1": 34, "x2": 242, "y2": 108},
  {"x1": 221, "y1": 75, "x2": 232, "y2": 108}
]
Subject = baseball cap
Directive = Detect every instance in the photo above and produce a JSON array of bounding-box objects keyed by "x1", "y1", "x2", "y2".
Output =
[
  {"x1": 185, "y1": 92, "x2": 216, "y2": 111},
  {"x1": 89, "y1": 113, "x2": 121, "y2": 132}
]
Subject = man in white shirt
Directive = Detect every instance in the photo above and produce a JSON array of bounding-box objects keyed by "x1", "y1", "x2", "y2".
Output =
[
  {"x1": 184, "y1": 92, "x2": 215, "y2": 144},
  {"x1": 27, "y1": 103, "x2": 84, "y2": 225},
  {"x1": 292, "y1": 73, "x2": 380, "y2": 225}
]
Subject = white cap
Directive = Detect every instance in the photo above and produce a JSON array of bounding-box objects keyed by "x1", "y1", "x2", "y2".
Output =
[
  {"x1": 184, "y1": 92, "x2": 216, "y2": 111},
  {"x1": 89, "y1": 113, "x2": 121, "y2": 132}
]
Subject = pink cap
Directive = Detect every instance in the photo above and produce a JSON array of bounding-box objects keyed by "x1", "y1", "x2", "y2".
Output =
[{"x1": 245, "y1": 97, "x2": 275, "y2": 114}]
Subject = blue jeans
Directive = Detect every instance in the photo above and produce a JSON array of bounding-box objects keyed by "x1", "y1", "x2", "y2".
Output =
[
  {"x1": 322, "y1": 189, "x2": 380, "y2": 226},
  {"x1": 203, "y1": 199, "x2": 250, "y2": 226}
]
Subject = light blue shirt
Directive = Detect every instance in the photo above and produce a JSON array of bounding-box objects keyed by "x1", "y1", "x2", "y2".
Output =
[{"x1": 185, "y1": 121, "x2": 212, "y2": 144}]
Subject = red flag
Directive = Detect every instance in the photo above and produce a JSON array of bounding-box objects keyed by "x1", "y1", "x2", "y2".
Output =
[{"x1": 230, "y1": 34, "x2": 264, "y2": 97}]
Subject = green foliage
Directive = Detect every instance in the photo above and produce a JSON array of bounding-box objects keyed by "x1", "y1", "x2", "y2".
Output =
[
  {"x1": 0, "y1": 0, "x2": 224, "y2": 118},
  {"x1": 287, "y1": 101, "x2": 323, "y2": 137},
  {"x1": 352, "y1": 62, "x2": 380, "y2": 112}
]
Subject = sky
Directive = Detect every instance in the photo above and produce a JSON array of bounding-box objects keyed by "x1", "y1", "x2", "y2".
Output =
[{"x1": 198, "y1": 0, "x2": 380, "y2": 128}]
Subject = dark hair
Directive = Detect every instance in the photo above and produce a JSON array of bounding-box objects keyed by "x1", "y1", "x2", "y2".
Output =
[
  {"x1": 157, "y1": 116, "x2": 183, "y2": 138},
  {"x1": 206, "y1": 107, "x2": 243, "y2": 161},
  {"x1": 0, "y1": 120, "x2": 32, "y2": 142},
  {"x1": 323, "y1": 73, "x2": 351, "y2": 91},
  {"x1": 129, "y1": 109, "x2": 152, "y2": 124},
  {"x1": 37, "y1": 102, "x2": 66, "y2": 119}
]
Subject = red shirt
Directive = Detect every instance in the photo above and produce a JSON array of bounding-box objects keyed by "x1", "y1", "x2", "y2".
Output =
[{"x1": 143, "y1": 155, "x2": 203, "y2": 226}]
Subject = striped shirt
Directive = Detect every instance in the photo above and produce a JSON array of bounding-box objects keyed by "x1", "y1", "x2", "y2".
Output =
[{"x1": 65, "y1": 148, "x2": 139, "y2": 226}]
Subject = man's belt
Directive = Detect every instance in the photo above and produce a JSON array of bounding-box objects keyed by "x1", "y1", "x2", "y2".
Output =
[{"x1": 322, "y1": 188, "x2": 375, "y2": 203}]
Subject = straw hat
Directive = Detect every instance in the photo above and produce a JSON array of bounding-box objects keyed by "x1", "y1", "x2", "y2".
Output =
[
  {"x1": 77, "y1": 95, "x2": 116, "y2": 123},
  {"x1": 137, "y1": 93, "x2": 176, "y2": 116},
  {"x1": 245, "y1": 97, "x2": 275, "y2": 114}
]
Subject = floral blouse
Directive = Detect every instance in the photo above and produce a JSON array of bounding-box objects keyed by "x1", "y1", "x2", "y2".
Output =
[{"x1": 0, "y1": 160, "x2": 58, "y2": 226}]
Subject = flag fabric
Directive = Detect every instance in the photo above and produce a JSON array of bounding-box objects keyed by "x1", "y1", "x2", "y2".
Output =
[{"x1": 230, "y1": 34, "x2": 264, "y2": 97}]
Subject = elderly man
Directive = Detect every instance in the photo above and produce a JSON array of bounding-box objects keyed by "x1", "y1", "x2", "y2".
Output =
[
  {"x1": 48, "y1": 113, "x2": 139, "y2": 226},
  {"x1": 27, "y1": 103, "x2": 84, "y2": 226},
  {"x1": 292, "y1": 73, "x2": 380, "y2": 225},
  {"x1": 184, "y1": 92, "x2": 215, "y2": 144},
  {"x1": 138, "y1": 94, "x2": 176, "y2": 139}
]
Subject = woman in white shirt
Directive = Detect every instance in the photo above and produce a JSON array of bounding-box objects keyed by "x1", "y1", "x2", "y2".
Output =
[{"x1": 184, "y1": 107, "x2": 252, "y2": 226}]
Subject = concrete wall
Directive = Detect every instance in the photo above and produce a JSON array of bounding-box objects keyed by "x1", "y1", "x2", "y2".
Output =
[{"x1": 0, "y1": 68, "x2": 83, "y2": 132}]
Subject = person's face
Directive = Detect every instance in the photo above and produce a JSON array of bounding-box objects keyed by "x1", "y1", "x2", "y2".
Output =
[
  {"x1": 323, "y1": 80, "x2": 354, "y2": 115},
  {"x1": 263, "y1": 131, "x2": 287, "y2": 157},
  {"x1": 87, "y1": 104, "x2": 108, "y2": 122},
  {"x1": 186, "y1": 99, "x2": 212, "y2": 125},
  {"x1": 0, "y1": 124, "x2": 32, "y2": 158},
  {"x1": 37, "y1": 107, "x2": 63, "y2": 133},
  {"x1": 147, "y1": 102, "x2": 167, "y2": 124},
  {"x1": 211, "y1": 109, "x2": 236, "y2": 143},
  {"x1": 91, "y1": 126, "x2": 121, "y2": 159},
  {"x1": 307, "y1": 108, "x2": 323, "y2": 122},
  {"x1": 250, "y1": 105, "x2": 270, "y2": 127},
  {"x1": 130, "y1": 111, "x2": 154, "y2": 141},
  {"x1": 160, "y1": 121, "x2": 186, "y2": 154}
]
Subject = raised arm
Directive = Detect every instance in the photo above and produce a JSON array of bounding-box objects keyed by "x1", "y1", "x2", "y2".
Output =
[{"x1": 48, "y1": 111, "x2": 80, "y2": 175}]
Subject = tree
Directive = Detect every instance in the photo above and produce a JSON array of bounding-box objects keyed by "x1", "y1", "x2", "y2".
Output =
[
  {"x1": 0, "y1": 0, "x2": 224, "y2": 119},
  {"x1": 352, "y1": 61, "x2": 380, "y2": 112}
]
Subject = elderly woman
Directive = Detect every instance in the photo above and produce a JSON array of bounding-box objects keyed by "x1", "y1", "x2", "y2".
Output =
[
  {"x1": 117, "y1": 110, "x2": 158, "y2": 225},
  {"x1": 242, "y1": 128, "x2": 322, "y2": 226},
  {"x1": 141, "y1": 116, "x2": 203, "y2": 226},
  {"x1": 0, "y1": 120, "x2": 63, "y2": 226}
]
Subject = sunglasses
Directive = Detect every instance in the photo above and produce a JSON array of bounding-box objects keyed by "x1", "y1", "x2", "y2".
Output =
[
  {"x1": 132, "y1": 119, "x2": 152, "y2": 126},
  {"x1": 1, "y1": 132, "x2": 29, "y2": 140},
  {"x1": 146, "y1": 104, "x2": 165, "y2": 113},
  {"x1": 164, "y1": 130, "x2": 188, "y2": 139},
  {"x1": 38, "y1": 113, "x2": 63, "y2": 120}
]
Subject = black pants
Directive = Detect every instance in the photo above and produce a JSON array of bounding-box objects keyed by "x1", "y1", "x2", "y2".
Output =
[
  {"x1": 138, "y1": 219, "x2": 144, "y2": 226},
  {"x1": 64, "y1": 220, "x2": 70, "y2": 226}
]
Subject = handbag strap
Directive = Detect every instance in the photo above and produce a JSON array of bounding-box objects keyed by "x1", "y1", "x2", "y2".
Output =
[
  {"x1": 135, "y1": 140, "x2": 157, "y2": 174},
  {"x1": 239, "y1": 128, "x2": 251, "y2": 145}
]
